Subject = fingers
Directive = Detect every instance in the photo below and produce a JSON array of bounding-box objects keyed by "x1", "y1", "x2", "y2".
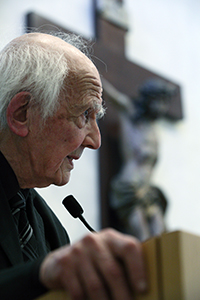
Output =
[
  {"x1": 123, "y1": 240, "x2": 147, "y2": 292},
  {"x1": 39, "y1": 228, "x2": 147, "y2": 300},
  {"x1": 78, "y1": 255, "x2": 111, "y2": 300},
  {"x1": 97, "y1": 229, "x2": 147, "y2": 293},
  {"x1": 63, "y1": 239, "x2": 111, "y2": 300},
  {"x1": 39, "y1": 246, "x2": 86, "y2": 300},
  {"x1": 78, "y1": 233, "x2": 134, "y2": 300}
]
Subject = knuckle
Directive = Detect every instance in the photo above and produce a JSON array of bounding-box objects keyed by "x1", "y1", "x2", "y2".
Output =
[
  {"x1": 52, "y1": 252, "x2": 68, "y2": 271},
  {"x1": 101, "y1": 228, "x2": 118, "y2": 239},
  {"x1": 82, "y1": 233, "x2": 96, "y2": 244},
  {"x1": 71, "y1": 243, "x2": 84, "y2": 258},
  {"x1": 82, "y1": 234, "x2": 101, "y2": 251},
  {"x1": 104, "y1": 228, "x2": 117, "y2": 235},
  {"x1": 57, "y1": 252, "x2": 72, "y2": 268},
  {"x1": 53, "y1": 245, "x2": 83, "y2": 270},
  {"x1": 122, "y1": 238, "x2": 140, "y2": 255}
]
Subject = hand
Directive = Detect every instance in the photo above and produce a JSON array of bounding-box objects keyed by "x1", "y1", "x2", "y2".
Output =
[{"x1": 39, "y1": 228, "x2": 147, "y2": 300}]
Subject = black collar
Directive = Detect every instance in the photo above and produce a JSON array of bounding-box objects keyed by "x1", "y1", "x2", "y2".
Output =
[{"x1": 0, "y1": 151, "x2": 20, "y2": 200}]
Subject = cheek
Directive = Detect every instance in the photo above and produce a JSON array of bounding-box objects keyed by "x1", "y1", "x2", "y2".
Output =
[
  {"x1": 62, "y1": 128, "x2": 85, "y2": 151},
  {"x1": 43, "y1": 118, "x2": 85, "y2": 156}
]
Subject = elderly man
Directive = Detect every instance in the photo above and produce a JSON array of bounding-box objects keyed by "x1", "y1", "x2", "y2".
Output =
[{"x1": 0, "y1": 32, "x2": 146, "y2": 300}]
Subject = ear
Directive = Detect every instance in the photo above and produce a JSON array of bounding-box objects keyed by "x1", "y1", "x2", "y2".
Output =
[{"x1": 6, "y1": 92, "x2": 32, "y2": 137}]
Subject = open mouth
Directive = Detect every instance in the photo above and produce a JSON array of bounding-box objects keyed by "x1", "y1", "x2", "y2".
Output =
[
  {"x1": 66, "y1": 153, "x2": 81, "y2": 170},
  {"x1": 66, "y1": 156, "x2": 74, "y2": 168}
]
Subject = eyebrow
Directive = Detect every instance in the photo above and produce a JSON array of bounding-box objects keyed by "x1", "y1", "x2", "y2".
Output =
[
  {"x1": 93, "y1": 101, "x2": 106, "y2": 120},
  {"x1": 67, "y1": 98, "x2": 106, "y2": 119}
]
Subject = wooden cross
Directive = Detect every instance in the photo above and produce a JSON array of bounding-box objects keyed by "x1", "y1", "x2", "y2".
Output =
[{"x1": 26, "y1": 0, "x2": 182, "y2": 228}]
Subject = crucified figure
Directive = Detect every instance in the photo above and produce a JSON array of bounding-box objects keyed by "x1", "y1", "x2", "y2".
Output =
[{"x1": 102, "y1": 77, "x2": 176, "y2": 241}]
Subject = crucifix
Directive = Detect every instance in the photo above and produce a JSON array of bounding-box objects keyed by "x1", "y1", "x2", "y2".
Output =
[{"x1": 26, "y1": 0, "x2": 183, "y2": 234}]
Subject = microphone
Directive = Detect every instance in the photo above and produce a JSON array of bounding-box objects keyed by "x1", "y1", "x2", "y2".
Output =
[{"x1": 62, "y1": 195, "x2": 96, "y2": 233}]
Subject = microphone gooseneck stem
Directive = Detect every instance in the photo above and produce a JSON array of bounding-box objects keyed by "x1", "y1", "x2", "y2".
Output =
[{"x1": 79, "y1": 215, "x2": 96, "y2": 233}]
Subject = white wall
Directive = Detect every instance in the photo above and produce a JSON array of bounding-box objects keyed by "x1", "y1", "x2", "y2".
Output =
[
  {"x1": 0, "y1": 0, "x2": 200, "y2": 241},
  {"x1": 125, "y1": 0, "x2": 200, "y2": 235}
]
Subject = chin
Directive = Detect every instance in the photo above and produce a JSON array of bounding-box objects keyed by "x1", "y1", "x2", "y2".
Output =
[{"x1": 54, "y1": 172, "x2": 71, "y2": 186}]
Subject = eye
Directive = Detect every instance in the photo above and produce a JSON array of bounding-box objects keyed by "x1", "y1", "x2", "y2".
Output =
[
  {"x1": 82, "y1": 109, "x2": 91, "y2": 123},
  {"x1": 84, "y1": 109, "x2": 89, "y2": 119}
]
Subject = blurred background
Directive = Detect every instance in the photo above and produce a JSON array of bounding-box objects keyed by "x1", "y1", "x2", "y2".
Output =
[{"x1": 0, "y1": 0, "x2": 199, "y2": 243}]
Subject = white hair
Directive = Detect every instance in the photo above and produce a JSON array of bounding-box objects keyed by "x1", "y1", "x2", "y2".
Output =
[{"x1": 0, "y1": 32, "x2": 92, "y2": 129}]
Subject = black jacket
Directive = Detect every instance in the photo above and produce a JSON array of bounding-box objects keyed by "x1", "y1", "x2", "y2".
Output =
[{"x1": 0, "y1": 152, "x2": 70, "y2": 300}]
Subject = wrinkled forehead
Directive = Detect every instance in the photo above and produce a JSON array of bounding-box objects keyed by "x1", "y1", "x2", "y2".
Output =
[{"x1": 63, "y1": 65, "x2": 103, "y2": 113}]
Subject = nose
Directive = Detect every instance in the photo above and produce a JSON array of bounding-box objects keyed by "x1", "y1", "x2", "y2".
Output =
[{"x1": 82, "y1": 120, "x2": 101, "y2": 150}]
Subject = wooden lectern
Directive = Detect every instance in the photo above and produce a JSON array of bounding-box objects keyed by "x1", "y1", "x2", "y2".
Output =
[{"x1": 36, "y1": 231, "x2": 200, "y2": 300}]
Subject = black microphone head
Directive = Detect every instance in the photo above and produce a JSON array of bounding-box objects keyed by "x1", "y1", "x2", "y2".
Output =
[{"x1": 62, "y1": 195, "x2": 84, "y2": 218}]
